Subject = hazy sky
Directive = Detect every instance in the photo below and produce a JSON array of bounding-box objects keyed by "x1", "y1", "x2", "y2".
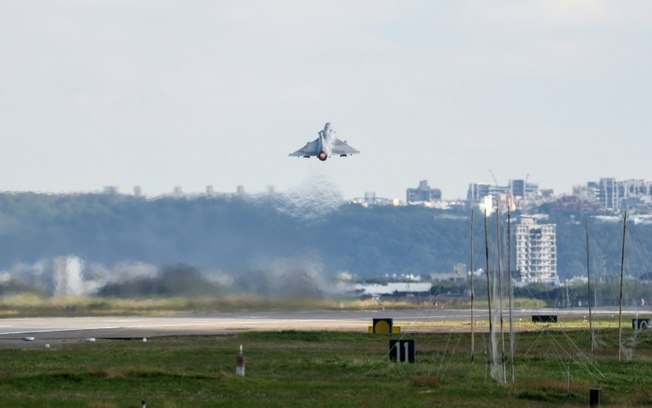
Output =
[{"x1": 1, "y1": 1, "x2": 651, "y2": 200}]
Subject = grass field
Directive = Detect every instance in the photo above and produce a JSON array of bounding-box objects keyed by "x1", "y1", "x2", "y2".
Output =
[
  {"x1": 2, "y1": 328, "x2": 652, "y2": 407},
  {"x1": 0, "y1": 293, "x2": 441, "y2": 317},
  {"x1": 0, "y1": 293, "x2": 549, "y2": 318}
]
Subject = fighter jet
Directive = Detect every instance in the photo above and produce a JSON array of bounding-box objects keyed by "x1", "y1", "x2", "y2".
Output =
[{"x1": 289, "y1": 122, "x2": 360, "y2": 161}]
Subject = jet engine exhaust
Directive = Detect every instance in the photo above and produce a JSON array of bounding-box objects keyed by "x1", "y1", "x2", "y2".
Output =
[{"x1": 318, "y1": 151, "x2": 327, "y2": 161}]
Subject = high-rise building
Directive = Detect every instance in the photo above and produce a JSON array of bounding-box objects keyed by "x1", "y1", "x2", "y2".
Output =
[
  {"x1": 406, "y1": 180, "x2": 442, "y2": 204},
  {"x1": 516, "y1": 216, "x2": 559, "y2": 285},
  {"x1": 467, "y1": 183, "x2": 492, "y2": 203},
  {"x1": 598, "y1": 178, "x2": 618, "y2": 210},
  {"x1": 619, "y1": 179, "x2": 648, "y2": 199},
  {"x1": 467, "y1": 183, "x2": 510, "y2": 202},
  {"x1": 580, "y1": 178, "x2": 652, "y2": 211},
  {"x1": 509, "y1": 179, "x2": 525, "y2": 198}
]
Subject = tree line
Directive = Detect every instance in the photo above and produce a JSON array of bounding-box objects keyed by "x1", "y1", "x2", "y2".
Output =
[{"x1": 0, "y1": 192, "x2": 651, "y2": 280}]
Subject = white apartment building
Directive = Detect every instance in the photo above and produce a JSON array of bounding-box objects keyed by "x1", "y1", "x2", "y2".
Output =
[{"x1": 516, "y1": 216, "x2": 559, "y2": 285}]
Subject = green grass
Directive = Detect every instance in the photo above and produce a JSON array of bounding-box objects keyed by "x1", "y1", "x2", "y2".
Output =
[
  {"x1": 0, "y1": 293, "x2": 551, "y2": 318},
  {"x1": 2, "y1": 329, "x2": 652, "y2": 407},
  {"x1": 0, "y1": 293, "x2": 446, "y2": 317}
]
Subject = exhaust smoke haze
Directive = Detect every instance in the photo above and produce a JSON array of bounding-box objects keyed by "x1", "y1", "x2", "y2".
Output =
[
  {"x1": 3, "y1": 258, "x2": 158, "y2": 296},
  {"x1": 0, "y1": 175, "x2": 347, "y2": 299},
  {"x1": 2, "y1": 256, "x2": 333, "y2": 299},
  {"x1": 264, "y1": 168, "x2": 344, "y2": 220},
  {"x1": 225, "y1": 257, "x2": 330, "y2": 299}
]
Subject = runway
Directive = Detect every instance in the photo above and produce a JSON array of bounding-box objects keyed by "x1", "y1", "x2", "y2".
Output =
[{"x1": 0, "y1": 308, "x2": 644, "y2": 348}]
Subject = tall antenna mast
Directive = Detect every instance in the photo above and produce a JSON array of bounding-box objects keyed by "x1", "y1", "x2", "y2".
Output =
[
  {"x1": 484, "y1": 210, "x2": 494, "y2": 375},
  {"x1": 618, "y1": 211, "x2": 627, "y2": 362},
  {"x1": 586, "y1": 217, "x2": 594, "y2": 352},
  {"x1": 508, "y1": 210, "x2": 515, "y2": 383},
  {"x1": 470, "y1": 209, "x2": 475, "y2": 362},
  {"x1": 496, "y1": 210, "x2": 506, "y2": 383}
]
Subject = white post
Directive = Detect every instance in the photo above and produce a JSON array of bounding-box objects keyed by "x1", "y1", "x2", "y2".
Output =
[{"x1": 236, "y1": 344, "x2": 246, "y2": 376}]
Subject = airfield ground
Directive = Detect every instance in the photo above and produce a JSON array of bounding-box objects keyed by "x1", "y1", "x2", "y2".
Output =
[
  {"x1": 1, "y1": 329, "x2": 652, "y2": 407},
  {"x1": 2, "y1": 306, "x2": 652, "y2": 406}
]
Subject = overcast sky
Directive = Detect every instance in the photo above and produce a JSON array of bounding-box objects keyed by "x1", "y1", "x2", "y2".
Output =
[{"x1": 1, "y1": 1, "x2": 651, "y2": 200}]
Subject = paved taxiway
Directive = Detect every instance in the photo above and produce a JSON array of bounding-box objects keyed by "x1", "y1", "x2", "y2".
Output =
[{"x1": 0, "y1": 308, "x2": 644, "y2": 348}]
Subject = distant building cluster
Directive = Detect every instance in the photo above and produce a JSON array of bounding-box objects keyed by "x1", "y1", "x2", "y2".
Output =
[
  {"x1": 102, "y1": 175, "x2": 652, "y2": 215},
  {"x1": 466, "y1": 179, "x2": 554, "y2": 214},
  {"x1": 573, "y1": 178, "x2": 652, "y2": 212},
  {"x1": 384, "y1": 176, "x2": 652, "y2": 214},
  {"x1": 351, "y1": 192, "x2": 401, "y2": 207},
  {"x1": 354, "y1": 180, "x2": 449, "y2": 208},
  {"x1": 464, "y1": 176, "x2": 652, "y2": 214},
  {"x1": 406, "y1": 180, "x2": 441, "y2": 205}
]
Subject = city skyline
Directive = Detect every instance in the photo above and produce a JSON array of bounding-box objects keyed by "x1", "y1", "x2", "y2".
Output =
[
  {"x1": 5, "y1": 173, "x2": 648, "y2": 205},
  {"x1": 1, "y1": 1, "x2": 651, "y2": 200}
]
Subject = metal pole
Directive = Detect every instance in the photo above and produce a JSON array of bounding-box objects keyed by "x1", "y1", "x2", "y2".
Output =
[
  {"x1": 496, "y1": 210, "x2": 506, "y2": 383},
  {"x1": 508, "y1": 210, "x2": 515, "y2": 384},
  {"x1": 484, "y1": 210, "x2": 494, "y2": 374},
  {"x1": 586, "y1": 217, "x2": 594, "y2": 352},
  {"x1": 618, "y1": 211, "x2": 627, "y2": 362},
  {"x1": 470, "y1": 209, "x2": 475, "y2": 362}
]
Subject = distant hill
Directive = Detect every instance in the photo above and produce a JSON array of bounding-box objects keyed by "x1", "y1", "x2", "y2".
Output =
[{"x1": 0, "y1": 192, "x2": 651, "y2": 281}]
